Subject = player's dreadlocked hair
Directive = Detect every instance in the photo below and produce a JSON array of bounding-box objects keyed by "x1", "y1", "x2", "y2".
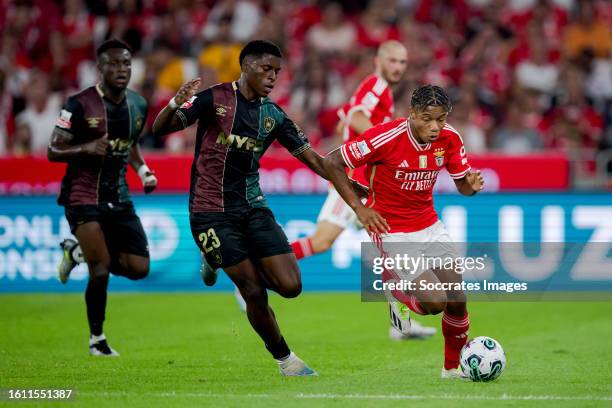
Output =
[
  {"x1": 239, "y1": 40, "x2": 283, "y2": 65},
  {"x1": 96, "y1": 39, "x2": 133, "y2": 57},
  {"x1": 411, "y1": 85, "x2": 452, "y2": 113}
]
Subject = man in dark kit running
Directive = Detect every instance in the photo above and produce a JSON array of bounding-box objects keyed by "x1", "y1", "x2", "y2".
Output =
[
  {"x1": 48, "y1": 39, "x2": 158, "y2": 357},
  {"x1": 153, "y1": 40, "x2": 354, "y2": 376}
]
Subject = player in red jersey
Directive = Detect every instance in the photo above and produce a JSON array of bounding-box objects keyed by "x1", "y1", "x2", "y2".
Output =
[
  {"x1": 291, "y1": 40, "x2": 404, "y2": 261},
  {"x1": 289, "y1": 40, "x2": 435, "y2": 340},
  {"x1": 323, "y1": 85, "x2": 484, "y2": 378}
]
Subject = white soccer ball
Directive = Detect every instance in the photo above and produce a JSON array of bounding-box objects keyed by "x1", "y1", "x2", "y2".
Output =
[{"x1": 460, "y1": 336, "x2": 506, "y2": 382}]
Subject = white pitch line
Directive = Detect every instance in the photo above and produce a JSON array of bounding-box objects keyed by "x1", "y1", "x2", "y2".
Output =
[
  {"x1": 81, "y1": 391, "x2": 612, "y2": 401},
  {"x1": 296, "y1": 393, "x2": 612, "y2": 401}
]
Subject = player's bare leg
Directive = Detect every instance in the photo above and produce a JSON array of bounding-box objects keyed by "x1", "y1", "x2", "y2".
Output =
[
  {"x1": 112, "y1": 252, "x2": 149, "y2": 280},
  {"x1": 256, "y1": 253, "x2": 302, "y2": 298},
  {"x1": 223, "y1": 256, "x2": 316, "y2": 376},
  {"x1": 58, "y1": 242, "x2": 149, "y2": 282},
  {"x1": 197, "y1": 253, "x2": 249, "y2": 313},
  {"x1": 74, "y1": 223, "x2": 119, "y2": 357}
]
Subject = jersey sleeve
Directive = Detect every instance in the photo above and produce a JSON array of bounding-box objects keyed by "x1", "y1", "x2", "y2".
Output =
[
  {"x1": 54, "y1": 96, "x2": 86, "y2": 140},
  {"x1": 175, "y1": 88, "x2": 214, "y2": 129},
  {"x1": 350, "y1": 76, "x2": 389, "y2": 118},
  {"x1": 445, "y1": 129, "x2": 471, "y2": 179},
  {"x1": 274, "y1": 115, "x2": 311, "y2": 156},
  {"x1": 339, "y1": 119, "x2": 405, "y2": 168}
]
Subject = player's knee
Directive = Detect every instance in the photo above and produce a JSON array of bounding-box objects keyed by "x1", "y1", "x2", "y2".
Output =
[
  {"x1": 126, "y1": 258, "x2": 150, "y2": 280},
  {"x1": 88, "y1": 261, "x2": 110, "y2": 281},
  {"x1": 277, "y1": 280, "x2": 302, "y2": 298},
  {"x1": 128, "y1": 264, "x2": 149, "y2": 280},
  {"x1": 240, "y1": 283, "x2": 267, "y2": 304},
  {"x1": 445, "y1": 300, "x2": 467, "y2": 316},
  {"x1": 446, "y1": 290, "x2": 466, "y2": 305},
  {"x1": 420, "y1": 300, "x2": 446, "y2": 315}
]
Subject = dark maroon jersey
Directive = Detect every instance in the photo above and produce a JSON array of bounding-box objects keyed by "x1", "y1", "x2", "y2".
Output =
[
  {"x1": 176, "y1": 82, "x2": 310, "y2": 213},
  {"x1": 54, "y1": 85, "x2": 148, "y2": 206}
]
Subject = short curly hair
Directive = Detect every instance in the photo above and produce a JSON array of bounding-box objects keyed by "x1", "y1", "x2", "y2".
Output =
[{"x1": 411, "y1": 85, "x2": 452, "y2": 113}]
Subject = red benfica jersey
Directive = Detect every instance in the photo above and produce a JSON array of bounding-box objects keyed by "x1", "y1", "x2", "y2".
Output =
[
  {"x1": 339, "y1": 118, "x2": 471, "y2": 233},
  {"x1": 337, "y1": 74, "x2": 394, "y2": 184}
]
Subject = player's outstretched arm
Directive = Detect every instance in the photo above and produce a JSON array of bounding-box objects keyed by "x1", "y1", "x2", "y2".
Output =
[
  {"x1": 297, "y1": 148, "x2": 369, "y2": 198},
  {"x1": 296, "y1": 148, "x2": 330, "y2": 180},
  {"x1": 454, "y1": 170, "x2": 484, "y2": 196},
  {"x1": 152, "y1": 78, "x2": 201, "y2": 136},
  {"x1": 128, "y1": 143, "x2": 157, "y2": 194},
  {"x1": 47, "y1": 128, "x2": 108, "y2": 162},
  {"x1": 323, "y1": 149, "x2": 389, "y2": 234}
]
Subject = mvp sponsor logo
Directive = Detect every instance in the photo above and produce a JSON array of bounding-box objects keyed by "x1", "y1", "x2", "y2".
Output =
[
  {"x1": 216, "y1": 132, "x2": 264, "y2": 152},
  {"x1": 108, "y1": 138, "x2": 133, "y2": 153}
]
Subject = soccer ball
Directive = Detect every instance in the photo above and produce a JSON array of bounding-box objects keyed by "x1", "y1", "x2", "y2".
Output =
[{"x1": 460, "y1": 336, "x2": 506, "y2": 382}]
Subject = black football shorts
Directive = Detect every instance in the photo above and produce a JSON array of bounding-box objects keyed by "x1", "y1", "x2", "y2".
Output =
[
  {"x1": 190, "y1": 207, "x2": 293, "y2": 269},
  {"x1": 64, "y1": 202, "x2": 149, "y2": 258}
]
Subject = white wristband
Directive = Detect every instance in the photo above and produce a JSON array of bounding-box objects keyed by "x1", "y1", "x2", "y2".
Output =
[
  {"x1": 168, "y1": 97, "x2": 179, "y2": 110},
  {"x1": 137, "y1": 164, "x2": 151, "y2": 182}
]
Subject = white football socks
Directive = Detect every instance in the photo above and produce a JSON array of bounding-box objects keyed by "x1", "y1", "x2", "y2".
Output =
[{"x1": 89, "y1": 333, "x2": 106, "y2": 344}]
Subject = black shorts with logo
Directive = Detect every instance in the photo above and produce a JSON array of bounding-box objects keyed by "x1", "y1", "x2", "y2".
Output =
[
  {"x1": 64, "y1": 202, "x2": 149, "y2": 258},
  {"x1": 190, "y1": 207, "x2": 292, "y2": 269}
]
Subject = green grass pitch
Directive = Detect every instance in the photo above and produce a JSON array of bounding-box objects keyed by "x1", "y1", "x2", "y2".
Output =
[{"x1": 1, "y1": 292, "x2": 611, "y2": 407}]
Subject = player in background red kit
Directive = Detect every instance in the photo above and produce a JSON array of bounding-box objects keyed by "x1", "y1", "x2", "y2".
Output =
[
  {"x1": 323, "y1": 85, "x2": 484, "y2": 378},
  {"x1": 290, "y1": 40, "x2": 435, "y2": 340},
  {"x1": 292, "y1": 40, "x2": 404, "y2": 261}
]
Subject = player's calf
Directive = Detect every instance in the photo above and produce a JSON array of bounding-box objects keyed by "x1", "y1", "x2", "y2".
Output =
[
  {"x1": 235, "y1": 279, "x2": 268, "y2": 308},
  {"x1": 442, "y1": 309, "x2": 470, "y2": 370},
  {"x1": 309, "y1": 234, "x2": 335, "y2": 254}
]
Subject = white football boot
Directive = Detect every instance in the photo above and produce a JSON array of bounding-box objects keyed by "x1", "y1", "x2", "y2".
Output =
[
  {"x1": 277, "y1": 352, "x2": 317, "y2": 376},
  {"x1": 388, "y1": 301, "x2": 412, "y2": 334},
  {"x1": 441, "y1": 367, "x2": 469, "y2": 379},
  {"x1": 58, "y1": 238, "x2": 82, "y2": 283}
]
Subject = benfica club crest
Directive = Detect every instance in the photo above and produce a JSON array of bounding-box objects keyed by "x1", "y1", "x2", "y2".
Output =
[
  {"x1": 434, "y1": 149, "x2": 445, "y2": 167},
  {"x1": 263, "y1": 117, "x2": 276, "y2": 133}
]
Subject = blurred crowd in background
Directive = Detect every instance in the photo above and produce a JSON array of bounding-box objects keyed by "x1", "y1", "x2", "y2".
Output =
[{"x1": 0, "y1": 0, "x2": 611, "y2": 178}]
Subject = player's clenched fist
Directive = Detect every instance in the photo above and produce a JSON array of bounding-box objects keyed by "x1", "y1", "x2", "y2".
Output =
[
  {"x1": 174, "y1": 78, "x2": 202, "y2": 106},
  {"x1": 142, "y1": 169, "x2": 157, "y2": 194},
  {"x1": 355, "y1": 206, "x2": 390, "y2": 235},
  {"x1": 83, "y1": 133, "x2": 108, "y2": 156}
]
